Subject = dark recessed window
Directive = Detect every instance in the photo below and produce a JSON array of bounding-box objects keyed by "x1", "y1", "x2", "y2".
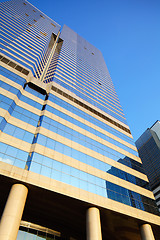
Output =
[
  {"x1": 26, "y1": 29, "x2": 30, "y2": 32},
  {"x1": 40, "y1": 14, "x2": 45, "y2": 19},
  {"x1": 98, "y1": 82, "x2": 102, "y2": 85},
  {"x1": 23, "y1": 2, "x2": 26, "y2": 5},
  {"x1": 33, "y1": 10, "x2": 36, "y2": 12},
  {"x1": 28, "y1": 23, "x2": 32, "y2": 26},
  {"x1": 0, "y1": 56, "x2": 29, "y2": 76},
  {"x1": 92, "y1": 52, "x2": 94, "y2": 55},
  {"x1": 15, "y1": 65, "x2": 23, "y2": 72},
  {"x1": 8, "y1": 61, "x2": 16, "y2": 68},
  {"x1": 25, "y1": 13, "x2": 29, "y2": 17},
  {"x1": 1, "y1": 57, "x2": 9, "y2": 64},
  {"x1": 33, "y1": 19, "x2": 37, "y2": 22},
  {"x1": 22, "y1": 69, "x2": 29, "y2": 75},
  {"x1": 51, "y1": 23, "x2": 56, "y2": 27},
  {"x1": 40, "y1": 32, "x2": 47, "y2": 36},
  {"x1": 51, "y1": 86, "x2": 131, "y2": 134}
]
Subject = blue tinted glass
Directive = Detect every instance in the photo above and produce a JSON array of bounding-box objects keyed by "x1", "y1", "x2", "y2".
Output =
[
  {"x1": 32, "y1": 133, "x2": 145, "y2": 187},
  {"x1": 27, "y1": 151, "x2": 160, "y2": 214},
  {"x1": 20, "y1": 95, "x2": 42, "y2": 110},
  {"x1": 48, "y1": 94, "x2": 135, "y2": 145},
  {"x1": 3, "y1": 123, "x2": 34, "y2": 143},
  {"x1": 0, "y1": 66, "x2": 26, "y2": 86},
  {"x1": 0, "y1": 142, "x2": 28, "y2": 168}
]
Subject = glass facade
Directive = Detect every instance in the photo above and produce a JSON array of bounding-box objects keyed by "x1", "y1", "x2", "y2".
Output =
[
  {"x1": 0, "y1": 59, "x2": 158, "y2": 216},
  {"x1": 0, "y1": 4, "x2": 159, "y2": 239},
  {"x1": 52, "y1": 25, "x2": 126, "y2": 124},
  {"x1": 136, "y1": 123, "x2": 160, "y2": 189},
  {"x1": 136, "y1": 121, "x2": 160, "y2": 212},
  {"x1": 17, "y1": 221, "x2": 62, "y2": 240},
  {"x1": 0, "y1": 0, "x2": 61, "y2": 78}
]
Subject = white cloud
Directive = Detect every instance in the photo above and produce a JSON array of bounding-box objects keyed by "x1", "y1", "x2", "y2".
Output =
[{"x1": 0, "y1": 157, "x2": 13, "y2": 165}]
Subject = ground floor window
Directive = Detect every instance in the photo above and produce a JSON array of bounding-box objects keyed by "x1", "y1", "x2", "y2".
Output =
[{"x1": 17, "y1": 221, "x2": 61, "y2": 240}]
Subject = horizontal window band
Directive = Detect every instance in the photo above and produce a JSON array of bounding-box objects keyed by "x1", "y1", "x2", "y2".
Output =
[
  {"x1": 27, "y1": 146, "x2": 152, "y2": 199},
  {"x1": 0, "y1": 104, "x2": 142, "y2": 176},
  {"x1": 0, "y1": 99, "x2": 139, "y2": 164},
  {"x1": 0, "y1": 133, "x2": 149, "y2": 197},
  {"x1": 155, "y1": 196, "x2": 160, "y2": 203},
  {"x1": 55, "y1": 71, "x2": 124, "y2": 114},
  {"x1": 0, "y1": 81, "x2": 134, "y2": 151},
  {"x1": 0, "y1": 104, "x2": 144, "y2": 181},
  {"x1": 154, "y1": 190, "x2": 160, "y2": 197},
  {"x1": 1, "y1": 49, "x2": 36, "y2": 76},
  {"x1": 0, "y1": 39, "x2": 38, "y2": 63},
  {"x1": 51, "y1": 81, "x2": 125, "y2": 125},
  {"x1": 32, "y1": 138, "x2": 148, "y2": 188},
  {"x1": 35, "y1": 129, "x2": 144, "y2": 179},
  {"x1": 42, "y1": 110, "x2": 137, "y2": 154},
  {"x1": 0, "y1": 132, "x2": 31, "y2": 152},
  {"x1": 51, "y1": 85, "x2": 131, "y2": 134},
  {"x1": 0, "y1": 55, "x2": 29, "y2": 75},
  {"x1": 0, "y1": 159, "x2": 159, "y2": 222},
  {"x1": 56, "y1": 62, "x2": 119, "y2": 103},
  {"x1": 48, "y1": 92, "x2": 134, "y2": 143},
  {"x1": 0, "y1": 74, "x2": 46, "y2": 104},
  {"x1": 53, "y1": 75, "x2": 126, "y2": 123},
  {"x1": 56, "y1": 57, "x2": 116, "y2": 94},
  {"x1": 1, "y1": 25, "x2": 44, "y2": 51},
  {"x1": 56, "y1": 67, "x2": 121, "y2": 109},
  {"x1": 20, "y1": 220, "x2": 61, "y2": 237},
  {"x1": 0, "y1": 73, "x2": 133, "y2": 147},
  {"x1": 0, "y1": 85, "x2": 43, "y2": 110}
]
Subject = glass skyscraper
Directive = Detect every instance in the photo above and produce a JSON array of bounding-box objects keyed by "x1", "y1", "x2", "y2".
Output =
[
  {"x1": 0, "y1": 0, "x2": 160, "y2": 239},
  {"x1": 136, "y1": 121, "x2": 160, "y2": 213}
]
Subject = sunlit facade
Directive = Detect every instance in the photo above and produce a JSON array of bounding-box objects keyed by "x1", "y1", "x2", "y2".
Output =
[
  {"x1": 0, "y1": 0, "x2": 160, "y2": 240},
  {"x1": 0, "y1": 0, "x2": 60, "y2": 79}
]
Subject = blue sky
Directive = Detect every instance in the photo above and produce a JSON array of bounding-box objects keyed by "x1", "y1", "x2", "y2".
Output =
[{"x1": 2, "y1": 0, "x2": 160, "y2": 141}]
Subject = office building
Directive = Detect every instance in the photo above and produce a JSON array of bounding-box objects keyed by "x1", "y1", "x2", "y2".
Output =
[
  {"x1": 0, "y1": 0, "x2": 160, "y2": 239},
  {"x1": 136, "y1": 121, "x2": 160, "y2": 213}
]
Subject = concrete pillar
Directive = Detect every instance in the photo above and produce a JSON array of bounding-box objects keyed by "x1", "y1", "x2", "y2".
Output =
[
  {"x1": 0, "y1": 184, "x2": 28, "y2": 240},
  {"x1": 140, "y1": 224, "x2": 155, "y2": 240},
  {"x1": 86, "y1": 207, "x2": 102, "y2": 240}
]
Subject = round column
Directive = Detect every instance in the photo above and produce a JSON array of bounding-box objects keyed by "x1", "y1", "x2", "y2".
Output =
[
  {"x1": 140, "y1": 224, "x2": 155, "y2": 240},
  {"x1": 86, "y1": 207, "x2": 102, "y2": 240},
  {"x1": 0, "y1": 183, "x2": 28, "y2": 240}
]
